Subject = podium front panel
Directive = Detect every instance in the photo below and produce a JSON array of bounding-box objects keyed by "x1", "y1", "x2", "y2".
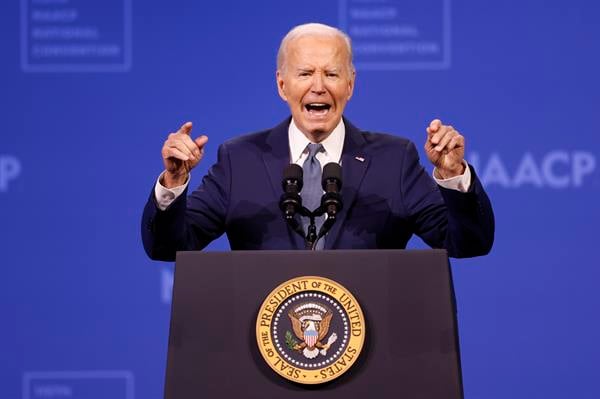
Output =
[{"x1": 165, "y1": 249, "x2": 462, "y2": 399}]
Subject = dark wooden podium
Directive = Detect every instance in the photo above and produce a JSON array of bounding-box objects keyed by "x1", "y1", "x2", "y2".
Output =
[{"x1": 165, "y1": 250, "x2": 463, "y2": 398}]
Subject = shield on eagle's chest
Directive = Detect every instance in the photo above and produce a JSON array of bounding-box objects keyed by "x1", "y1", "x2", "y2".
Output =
[{"x1": 304, "y1": 329, "x2": 318, "y2": 348}]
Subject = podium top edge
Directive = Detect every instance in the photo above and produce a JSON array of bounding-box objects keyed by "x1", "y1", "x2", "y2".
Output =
[{"x1": 175, "y1": 248, "x2": 448, "y2": 260}]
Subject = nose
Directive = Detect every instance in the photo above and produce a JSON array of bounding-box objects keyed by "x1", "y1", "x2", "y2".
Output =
[{"x1": 310, "y1": 72, "x2": 326, "y2": 94}]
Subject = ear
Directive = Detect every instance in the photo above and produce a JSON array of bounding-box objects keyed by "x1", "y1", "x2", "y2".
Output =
[
  {"x1": 276, "y1": 70, "x2": 288, "y2": 102},
  {"x1": 346, "y1": 70, "x2": 356, "y2": 101}
]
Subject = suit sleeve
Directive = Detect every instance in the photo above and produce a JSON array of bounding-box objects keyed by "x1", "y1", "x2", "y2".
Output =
[
  {"x1": 399, "y1": 141, "x2": 495, "y2": 258},
  {"x1": 141, "y1": 143, "x2": 231, "y2": 261}
]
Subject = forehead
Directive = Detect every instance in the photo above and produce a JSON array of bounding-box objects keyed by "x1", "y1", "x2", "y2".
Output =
[{"x1": 285, "y1": 35, "x2": 348, "y2": 68}]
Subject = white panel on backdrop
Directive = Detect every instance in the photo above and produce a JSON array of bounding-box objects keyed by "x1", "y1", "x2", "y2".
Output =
[
  {"x1": 21, "y1": 0, "x2": 132, "y2": 72},
  {"x1": 23, "y1": 371, "x2": 134, "y2": 399},
  {"x1": 339, "y1": 0, "x2": 451, "y2": 70}
]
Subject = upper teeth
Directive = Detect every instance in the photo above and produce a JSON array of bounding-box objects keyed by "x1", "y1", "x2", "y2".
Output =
[{"x1": 310, "y1": 103, "x2": 327, "y2": 106}]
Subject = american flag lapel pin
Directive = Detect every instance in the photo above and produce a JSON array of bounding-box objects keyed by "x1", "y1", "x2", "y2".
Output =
[{"x1": 355, "y1": 156, "x2": 365, "y2": 162}]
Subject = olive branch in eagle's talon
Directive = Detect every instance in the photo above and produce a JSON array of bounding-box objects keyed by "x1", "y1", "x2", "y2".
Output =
[{"x1": 285, "y1": 330, "x2": 300, "y2": 350}]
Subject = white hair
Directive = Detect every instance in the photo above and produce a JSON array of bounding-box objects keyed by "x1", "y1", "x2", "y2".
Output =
[{"x1": 277, "y1": 23, "x2": 355, "y2": 73}]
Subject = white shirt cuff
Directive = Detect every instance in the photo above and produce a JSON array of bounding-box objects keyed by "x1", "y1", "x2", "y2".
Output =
[
  {"x1": 154, "y1": 171, "x2": 189, "y2": 211},
  {"x1": 433, "y1": 161, "x2": 471, "y2": 193}
]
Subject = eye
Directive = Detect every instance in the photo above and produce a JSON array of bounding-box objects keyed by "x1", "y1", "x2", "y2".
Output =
[
  {"x1": 326, "y1": 72, "x2": 339, "y2": 78},
  {"x1": 299, "y1": 71, "x2": 311, "y2": 77}
]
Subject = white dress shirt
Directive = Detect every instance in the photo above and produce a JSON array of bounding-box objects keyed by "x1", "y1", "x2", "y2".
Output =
[
  {"x1": 288, "y1": 118, "x2": 345, "y2": 167},
  {"x1": 154, "y1": 119, "x2": 471, "y2": 210}
]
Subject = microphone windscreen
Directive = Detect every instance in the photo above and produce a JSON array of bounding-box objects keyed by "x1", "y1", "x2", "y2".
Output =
[
  {"x1": 322, "y1": 162, "x2": 342, "y2": 189},
  {"x1": 284, "y1": 163, "x2": 303, "y2": 181}
]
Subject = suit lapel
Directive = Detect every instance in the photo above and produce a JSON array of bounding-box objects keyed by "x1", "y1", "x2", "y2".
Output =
[
  {"x1": 262, "y1": 118, "x2": 292, "y2": 197},
  {"x1": 325, "y1": 118, "x2": 370, "y2": 249},
  {"x1": 261, "y1": 118, "x2": 305, "y2": 249}
]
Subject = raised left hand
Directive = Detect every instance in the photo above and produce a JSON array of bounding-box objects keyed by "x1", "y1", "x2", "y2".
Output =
[{"x1": 424, "y1": 119, "x2": 466, "y2": 179}]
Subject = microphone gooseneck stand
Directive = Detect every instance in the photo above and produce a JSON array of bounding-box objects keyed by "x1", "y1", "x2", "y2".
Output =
[{"x1": 282, "y1": 204, "x2": 325, "y2": 250}]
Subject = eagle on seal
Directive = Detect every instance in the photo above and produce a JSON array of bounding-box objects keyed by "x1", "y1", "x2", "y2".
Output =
[{"x1": 288, "y1": 302, "x2": 338, "y2": 359}]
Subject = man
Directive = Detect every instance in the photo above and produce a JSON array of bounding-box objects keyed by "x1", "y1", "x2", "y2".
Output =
[{"x1": 142, "y1": 23, "x2": 494, "y2": 260}]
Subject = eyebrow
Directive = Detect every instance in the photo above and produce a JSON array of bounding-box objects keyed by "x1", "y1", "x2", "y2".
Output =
[{"x1": 295, "y1": 67, "x2": 341, "y2": 73}]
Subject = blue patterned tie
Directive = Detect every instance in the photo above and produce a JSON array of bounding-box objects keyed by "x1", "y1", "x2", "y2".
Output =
[{"x1": 302, "y1": 143, "x2": 325, "y2": 249}]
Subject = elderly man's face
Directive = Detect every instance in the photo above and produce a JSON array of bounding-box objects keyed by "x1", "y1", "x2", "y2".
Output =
[{"x1": 277, "y1": 35, "x2": 355, "y2": 141}]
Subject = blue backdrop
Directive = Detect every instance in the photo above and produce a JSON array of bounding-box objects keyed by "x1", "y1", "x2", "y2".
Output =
[{"x1": 2, "y1": 0, "x2": 599, "y2": 398}]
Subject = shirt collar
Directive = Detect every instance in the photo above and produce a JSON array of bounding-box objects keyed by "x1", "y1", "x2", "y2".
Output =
[{"x1": 288, "y1": 118, "x2": 345, "y2": 163}]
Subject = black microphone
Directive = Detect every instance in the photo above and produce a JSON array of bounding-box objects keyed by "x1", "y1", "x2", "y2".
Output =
[
  {"x1": 320, "y1": 162, "x2": 343, "y2": 219},
  {"x1": 279, "y1": 164, "x2": 303, "y2": 220}
]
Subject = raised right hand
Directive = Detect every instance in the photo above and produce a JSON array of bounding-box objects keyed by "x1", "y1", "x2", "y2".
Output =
[{"x1": 161, "y1": 121, "x2": 208, "y2": 188}]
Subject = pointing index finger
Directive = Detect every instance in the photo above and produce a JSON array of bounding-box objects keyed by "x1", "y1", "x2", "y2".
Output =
[
  {"x1": 178, "y1": 121, "x2": 193, "y2": 136},
  {"x1": 429, "y1": 119, "x2": 442, "y2": 132}
]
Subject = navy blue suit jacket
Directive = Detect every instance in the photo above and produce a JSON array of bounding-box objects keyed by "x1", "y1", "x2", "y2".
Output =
[{"x1": 142, "y1": 118, "x2": 494, "y2": 260}]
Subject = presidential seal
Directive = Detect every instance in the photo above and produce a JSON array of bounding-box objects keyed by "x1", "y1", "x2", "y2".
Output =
[{"x1": 256, "y1": 276, "x2": 365, "y2": 384}]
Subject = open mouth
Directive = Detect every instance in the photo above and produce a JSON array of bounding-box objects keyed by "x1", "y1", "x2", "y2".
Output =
[{"x1": 305, "y1": 103, "x2": 332, "y2": 116}]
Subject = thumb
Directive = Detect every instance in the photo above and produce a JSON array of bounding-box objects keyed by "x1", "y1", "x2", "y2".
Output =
[{"x1": 194, "y1": 135, "x2": 208, "y2": 149}]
